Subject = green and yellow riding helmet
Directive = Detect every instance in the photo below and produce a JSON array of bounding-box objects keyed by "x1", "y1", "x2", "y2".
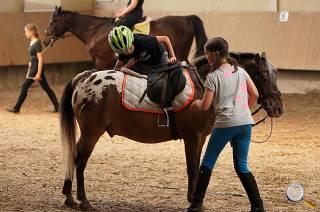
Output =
[{"x1": 108, "y1": 26, "x2": 134, "y2": 54}]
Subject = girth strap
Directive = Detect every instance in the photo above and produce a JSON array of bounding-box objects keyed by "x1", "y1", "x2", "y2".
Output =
[{"x1": 161, "y1": 74, "x2": 169, "y2": 109}]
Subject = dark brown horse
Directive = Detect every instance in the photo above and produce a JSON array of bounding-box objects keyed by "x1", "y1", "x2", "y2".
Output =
[
  {"x1": 43, "y1": 7, "x2": 207, "y2": 70},
  {"x1": 59, "y1": 52, "x2": 283, "y2": 209}
]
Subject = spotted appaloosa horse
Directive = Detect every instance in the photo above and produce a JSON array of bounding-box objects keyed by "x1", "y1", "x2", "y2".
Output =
[{"x1": 59, "y1": 52, "x2": 283, "y2": 209}]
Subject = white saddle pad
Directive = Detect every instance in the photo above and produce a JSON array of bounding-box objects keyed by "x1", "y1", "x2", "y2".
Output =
[{"x1": 122, "y1": 69, "x2": 194, "y2": 113}]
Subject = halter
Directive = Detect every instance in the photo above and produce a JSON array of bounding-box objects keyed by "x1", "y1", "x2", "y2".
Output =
[
  {"x1": 251, "y1": 68, "x2": 282, "y2": 125},
  {"x1": 249, "y1": 60, "x2": 282, "y2": 143},
  {"x1": 44, "y1": 20, "x2": 107, "y2": 47},
  {"x1": 44, "y1": 30, "x2": 71, "y2": 47}
]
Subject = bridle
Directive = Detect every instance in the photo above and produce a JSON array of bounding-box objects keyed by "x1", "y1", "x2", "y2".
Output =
[
  {"x1": 249, "y1": 62, "x2": 281, "y2": 143},
  {"x1": 44, "y1": 17, "x2": 107, "y2": 47},
  {"x1": 250, "y1": 67, "x2": 282, "y2": 124}
]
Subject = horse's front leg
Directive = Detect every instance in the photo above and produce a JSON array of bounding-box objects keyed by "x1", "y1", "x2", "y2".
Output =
[{"x1": 183, "y1": 135, "x2": 206, "y2": 203}]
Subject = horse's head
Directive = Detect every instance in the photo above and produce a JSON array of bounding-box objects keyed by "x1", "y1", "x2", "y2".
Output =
[
  {"x1": 43, "y1": 6, "x2": 69, "y2": 47},
  {"x1": 250, "y1": 52, "x2": 284, "y2": 118},
  {"x1": 192, "y1": 55, "x2": 210, "y2": 79},
  {"x1": 192, "y1": 52, "x2": 284, "y2": 118}
]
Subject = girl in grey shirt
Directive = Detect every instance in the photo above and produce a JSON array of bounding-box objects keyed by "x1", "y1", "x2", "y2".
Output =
[{"x1": 187, "y1": 37, "x2": 264, "y2": 212}]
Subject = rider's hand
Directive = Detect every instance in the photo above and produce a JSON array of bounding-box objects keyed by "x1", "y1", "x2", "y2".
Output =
[{"x1": 168, "y1": 57, "x2": 177, "y2": 64}]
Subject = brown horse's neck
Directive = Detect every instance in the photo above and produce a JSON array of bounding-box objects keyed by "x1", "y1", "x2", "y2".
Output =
[
  {"x1": 237, "y1": 59, "x2": 257, "y2": 77},
  {"x1": 63, "y1": 12, "x2": 113, "y2": 44}
]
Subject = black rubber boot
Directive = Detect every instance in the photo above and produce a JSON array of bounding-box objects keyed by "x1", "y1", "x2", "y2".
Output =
[
  {"x1": 54, "y1": 103, "x2": 59, "y2": 112},
  {"x1": 237, "y1": 172, "x2": 265, "y2": 212},
  {"x1": 187, "y1": 165, "x2": 212, "y2": 212}
]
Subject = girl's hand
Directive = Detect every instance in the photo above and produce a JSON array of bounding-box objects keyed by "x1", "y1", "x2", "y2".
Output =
[
  {"x1": 168, "y1": 57, "x2": 177, "y2": 64},
  {"x1": 34, "y1": 74, "x2": 41, "y2": 81},
  {"x1": 190, "y1": 100, "x2": 201, "y2": 110},
  {"x1": 114, "y1": 12, "x2": 123, "y2": 18}
]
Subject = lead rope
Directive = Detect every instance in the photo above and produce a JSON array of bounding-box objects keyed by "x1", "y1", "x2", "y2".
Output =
[{"x1": 251, "y1": 107, "x2": 274, "y2": 143}]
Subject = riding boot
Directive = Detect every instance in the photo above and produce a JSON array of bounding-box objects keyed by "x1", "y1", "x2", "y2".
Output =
[
  {"x1": 54, "y1": 101, "x2": 59, "y2": 112},
  {"x1": 237, "y1": 172, "x2": 265, "y2": 212},
  {"x1": 187, "y1": 165, "x2": 212, "y2": 212}
]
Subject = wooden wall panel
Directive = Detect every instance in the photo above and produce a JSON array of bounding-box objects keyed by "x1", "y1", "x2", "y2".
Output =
[
  {"x1": 0, "y1": 12, "x2": 91, "y2": 66},
  {"x1": 145, "y1": 11, "x2": 320, "y2": 71},
  {"x1": 0, "y1": 9, "x2": 319, "y2": 71}
]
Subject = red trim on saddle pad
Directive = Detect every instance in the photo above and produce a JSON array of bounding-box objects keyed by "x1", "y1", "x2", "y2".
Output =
[{"x1": 121, "y1": 69, "x2": 195, "y2": 114}]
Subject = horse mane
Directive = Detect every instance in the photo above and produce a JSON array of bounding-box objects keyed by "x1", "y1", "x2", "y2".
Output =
[
  {"x1": 191, "y1": 55, "x2": 208, "y2": 68},
  {"x1": 229, "y1": 52, "x2": 257, "y2": 61},
  {"x1": 61, "y1": 9, "x2": 115, "y2": 23},
  {"x1": 192, "y1": 52, "x2": 258, "y2": 68}
]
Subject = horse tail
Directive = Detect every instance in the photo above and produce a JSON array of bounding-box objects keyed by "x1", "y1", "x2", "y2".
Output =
[
  {"x1": 188, "y1": 15, "x2": 208, "y2": 58},
  {"x1": 60, "y1": 81, "x2": 76, "y2": 182}
]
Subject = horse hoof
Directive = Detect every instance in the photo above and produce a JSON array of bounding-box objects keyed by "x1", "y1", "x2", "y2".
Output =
[
  {"x1": 79, "y1": 200, "x2": 92, "y2": 210},
  {"x1": 64, "y1": 196, "x2": 77, "y2": 208}
]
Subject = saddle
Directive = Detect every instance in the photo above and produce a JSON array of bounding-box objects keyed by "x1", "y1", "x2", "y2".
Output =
[
  {"x1": 140, "y1": 62, "x2": 187, "y2": 108},
  {"x1": 132, "y1": 17, "x2": 151, "y2": 35},
  {"x1": 114, "y1": 16, "x2": 151, "y2": 35},
  {"x1": 140, "y1": 62, "x2": 188, "y2": 136}
]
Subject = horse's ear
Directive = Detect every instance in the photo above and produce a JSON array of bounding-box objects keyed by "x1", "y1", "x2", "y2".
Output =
[
  {"x1": 255, "y1": 53, "x2": 260, "y2": 64},
  {"x1": 261, "y1": 51, "x2": 267, "y2": 59},
  {"x1": 57, "y1": 6, "x2": 62, "y2": 15}
]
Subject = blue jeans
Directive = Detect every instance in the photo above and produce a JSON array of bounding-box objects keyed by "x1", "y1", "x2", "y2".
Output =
[{"x1": 202, "y1": 124, "x2": 252, "y2": 173}]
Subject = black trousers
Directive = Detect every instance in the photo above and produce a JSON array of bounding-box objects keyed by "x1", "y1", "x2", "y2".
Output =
[
  {"x1": 13, "y1": 75, "x2": 59, "y2": 111},
  {"x1": 116, "y1": 10, "x2": 143, "y2": 28}
]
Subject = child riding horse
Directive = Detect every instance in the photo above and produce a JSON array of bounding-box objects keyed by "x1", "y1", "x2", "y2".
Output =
[
  {"x1": 114, "y1": 0, "x2": 144, "y2": 28},
  {"x1": 108, "y1": 26, "x2": 177, "y2": 74}
]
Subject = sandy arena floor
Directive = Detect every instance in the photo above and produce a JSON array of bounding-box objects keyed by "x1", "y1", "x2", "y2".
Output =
[{"x1": 0, "y1": 84, "x2": 319, "y2": 211}]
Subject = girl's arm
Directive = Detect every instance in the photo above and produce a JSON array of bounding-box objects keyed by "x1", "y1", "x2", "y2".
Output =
[
  {"x1": 28, "y1": 62, "x2": 31, "y2": 71},
  {"x1": 191, "y1": 88, "x2": 214, "y2": 111},
  {"x1": 156, "y1": 36, "x2": 177, "y2": 64},
  {"x1": 35, "y1": 52, "x2": 43, "y2": 81},
  {"x1": 123, "y1": 58, "x2": 137, "y2": 69},
  {"x1": 115, "y1": 0, "x2": 139, "y2": 18},
  {"x1": 246, "y1": 76, "x2": 259, "y2": 107},
  {"x1": 114, "y1": 59, "x2": 125, "y2": 70}
]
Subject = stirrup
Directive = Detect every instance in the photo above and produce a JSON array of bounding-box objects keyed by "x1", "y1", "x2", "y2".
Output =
[{"x1": 157, "y1": 107, "x2": 173, "y2": 127}]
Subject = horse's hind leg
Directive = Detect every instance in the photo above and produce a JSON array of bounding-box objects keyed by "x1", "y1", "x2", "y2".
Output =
[
  {"x1": 62, "y1": 153, "x2": 78, "y2": 207},
  {"x1": 75, "y1": 131, "x2": 103, "y2": 210},
  {"x1": 184, "y1": 135, "x2": 206, "y2": 202}
]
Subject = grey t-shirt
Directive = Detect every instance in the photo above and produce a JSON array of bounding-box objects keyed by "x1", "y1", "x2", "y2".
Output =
[{"x1": 205, "y1": 66, "x2": 254, "y2": 128}]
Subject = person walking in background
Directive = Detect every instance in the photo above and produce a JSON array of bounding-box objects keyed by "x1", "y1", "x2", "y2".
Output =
[
  {"x1": 6, "y1": 23, "x2": 59, "y2": 113},
  {"x1": 187, "y1": 37, "x2": 265, "y2": 212}
]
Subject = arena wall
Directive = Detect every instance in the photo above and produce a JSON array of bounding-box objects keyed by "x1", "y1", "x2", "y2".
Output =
[
  {"x1": 0, "y1": 0, "x2": 24, "y2": 13},
  {"x1": 0, "y1": 62, "x2": 94, "y2": 90},
  {"x1": 24, "y1": 0, "x2": 94, "y2": 12},
  {"x1": 0, "y1": 0, "x2": 319, "y2": 93}
]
